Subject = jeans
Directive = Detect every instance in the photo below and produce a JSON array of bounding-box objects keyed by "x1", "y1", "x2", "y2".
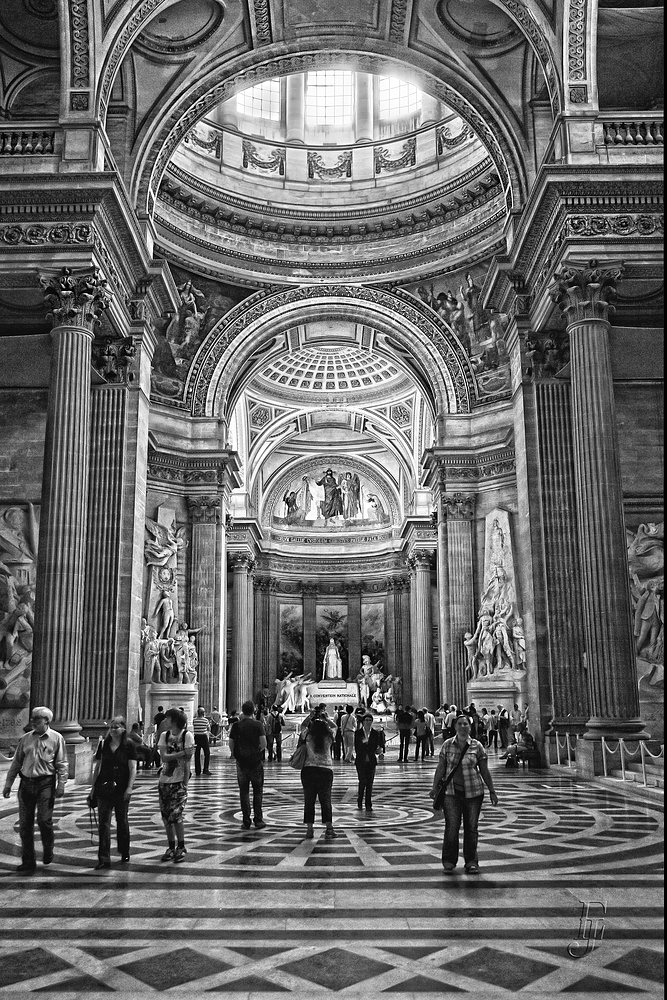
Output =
[
  {"x1": 442, "y1": 793, "x2": 484, "y2": 867},
  {"x1": 18, "y1": 775, "x2": 55, "y2": 864},
  {"x1": 97, "y1": 794, "x2": 130, "y2": 862},
  {"x1": 194, "y1": 736, "x2": 210, "y2": 774},
  {"x1": 236, "y1": 763, "x2": 264, "y2": 823},
  {"x1": 267, "y1": 734, "x2": 282, "y2": 761},
  {"x1": 301, "y1": 766, "x2": 333, "y2": 824},
  {"x1": 426, "y1": 730, "x2": 435, "y2": 756},
  {"x1": 398, "y1": 730, "x2": 411, "y2": 761},
  {"x1": 488, "y1": 730, "x2": 498, "y2": 750},
  {"x1": 414, "y1": 735, "x2": 428, "y2": 760},
  {"x1": 355, "y1": 763, "x2": 376, "y2": 809}
]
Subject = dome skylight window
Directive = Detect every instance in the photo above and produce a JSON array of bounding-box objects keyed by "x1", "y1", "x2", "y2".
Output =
[
  {"x1": 305, "y1": 70, "x2": 353, "y2": 126},
  {"x1": 237, "y1": 80, "x2": 280, "y2": 120},
  {"x1": 379, "y1": 78, "x2": 421, "y2": 120}
]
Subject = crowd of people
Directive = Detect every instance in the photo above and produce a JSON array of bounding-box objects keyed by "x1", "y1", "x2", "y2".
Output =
[{"x1": 3, "y1": 696, "x2": 531, "y2": 877}]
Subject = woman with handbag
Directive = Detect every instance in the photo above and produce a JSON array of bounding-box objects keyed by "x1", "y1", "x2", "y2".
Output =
[
  {"x1": 430, "y1": 712, "x2": 498, "y2": 874},
  {"x1": 299, "y1": 708, "x2": 338, "y2": 840},
  {"x1": 88, "y1": 716, "x2": 137, "y2": 870}
]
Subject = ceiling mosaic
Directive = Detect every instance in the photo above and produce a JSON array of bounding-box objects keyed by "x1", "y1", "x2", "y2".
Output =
[{"x1": 256, "y1": 346, "x2": 404, "y2": 395}]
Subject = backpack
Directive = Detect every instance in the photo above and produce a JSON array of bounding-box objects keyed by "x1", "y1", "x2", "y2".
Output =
[{"x1": 231, "y1": 718, "x2": 264, "y2": 767}]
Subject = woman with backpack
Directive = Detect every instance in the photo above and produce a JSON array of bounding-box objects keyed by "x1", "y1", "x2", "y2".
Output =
[{"x1": 157, "y1": 708, "x2": 194, "y2": 863}]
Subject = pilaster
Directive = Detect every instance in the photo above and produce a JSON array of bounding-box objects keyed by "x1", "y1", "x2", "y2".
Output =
[
  {"x1": 301, "y1": 583, "x2": 318, "y2": 679},
  {"x1": 228, "y1": 553, "x2": 254, "y2": 712},
  {"x1": 443, "y1": 493, "x2": 476, "y2": 711},
  {"x1": 346, "y1": 583, "x2": 363, "y2": 681},
  {"x1": 409, "y1": 551, "x2": 436, "y2": 710},
  {"x1": 188, "y1": 496, "x2": 221, "y2": 711}
]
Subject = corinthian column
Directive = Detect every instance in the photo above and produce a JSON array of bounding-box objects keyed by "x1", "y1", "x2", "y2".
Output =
[
  {"x1": 301, "y1": 583, "x2": 318, "y2": 678},
  {"x1": 552, "y1": 260, "x2": 647, "y2": 740},
  {"x1": 228, "y1": 553, "x2": 254, "y2": 711},
  {"x1": 346, "y1": 583, "x2": 363, "y2": 680},
  {"x1": 444, "y1": 493, "x2": 476, "y2": 710},
  {"x1": 188, "y1": 497, "x2": 221, "y2": 711},
  {"x1": 32, "y1": 268, "x2": 111, "y2": 742},
  {"x1": 410, "y1": 551, "x2": 435, "y2": 709}
]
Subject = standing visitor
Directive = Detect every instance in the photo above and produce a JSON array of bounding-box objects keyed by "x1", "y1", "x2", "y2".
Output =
[
  {"x1": 423, "y1": 707, "x2": 436, "y2": 756},
  {"x1": 2, "y1": 706, "x2": 67, "y2": 872},
  {"x1": 354, "y1": 713, "x2": 383, "y2": 811},
  {"x1": 192, "y1": 706, "x2": 212, "y2": 775},
  {"x1": 299, "y1": 707, "x2": 338, "y2": 839},
  {"x1": 229, "y1": 701, "x2": 267, "y2": 829},
  {"x1": 444, "y1": 704, "x2": 458, "y2": 738},
  {"x1": 341, "y1": 705, "x2": 357, "y2": 762},
  {"x1": 266, "y1": 705, "x2": 285, "y2": 762},
  {"x1": 333, "y1": 705, "x2": 344, "y2": 760},
  {"x1": 413, "y1": 710, "x2": 430, "y2": 761},
  {"x1": 88, "y1": 717, "x2": 137, "y2": 870},
  {"x1": 395, "y1": 705, "x2": 414, "y2": 762},
  {"x1": 157, "y1": 708, "x2": 194, "y2": 862},
  {"x1": 209, "y1": 706, "x2": 222, "y2": 744},
  {"x1": 497, "y1": 705, "x2": 511, "y2": 748},
  {"x1": 487, "y1": 709, "x2": 499, "y2": 750},
  {"x1": 431, "y1": 713, "x2": 499, "y2": 874},
  {"x1": 511, "y1": 703, "x2": 522, "y2": 741}
]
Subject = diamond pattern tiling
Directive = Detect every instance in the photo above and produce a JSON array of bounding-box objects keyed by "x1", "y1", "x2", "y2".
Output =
[
  {"x1": 440, "y1": 946, "x2": 558, "y2": 990},
  {"x1": 278, "y1": 947, "x2": 394, "y2": 989}
]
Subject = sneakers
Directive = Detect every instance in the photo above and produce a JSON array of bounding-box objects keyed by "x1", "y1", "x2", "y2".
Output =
[
  {"x1": 464, "y1": 863, "x2": 480, "y2": 874},
  {"x1": 173, "y1": 847, "x2": 187, "y2": 863},
  {"x1": 324, "y1": 828, "x2": 338, "y2": 839},
  {"x1": 160, "y1": 848, "x2": 176, "y2": 862},
  {"x1": 254, "y1": 820, "x2": 267, "y2": 830}
]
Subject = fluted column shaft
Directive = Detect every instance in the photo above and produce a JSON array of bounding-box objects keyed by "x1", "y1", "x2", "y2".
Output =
[
  {"x1": 189, "y1": 498, "x2": 221, "y2": 711},
  {"x1": 32, "y1": 323, "x2": 94, "y2": 740},
  {"x1": 436, "y1": 481, "x2": 452, "y2": 707},
  {"x1": 253, "y1": 578, "x2": 270, "y2": 697},
  {"x1": 229, "y1": 555, "x2": 253, "y2": 711},
  {"x1": 398, "y1": 578, "x2": 412, "y2": 703},
  {"x1": 445, "y1": 495, "x2": 476, "y2": 710},
  {"x1": 268, "y1": 581, "x2": 279, "y2": 684},
  {"x1": 286, "y1": 73, "x2": 305, "y2": 143},
  {"x1": 569, "y1": 318, "x2": 644, "y2": 736},
  {"x1": 302, "y1": 585, "x2": 318, "y2": 678},
  {"x1": 346, "y1": 584, "x2": 363, "y2": 680},
  {"x1": 355, "y1": 73, "x2": 373, "y2": 142},
  {"x1": 410, "y1": 553, "x2": 435, "y2": 709}
]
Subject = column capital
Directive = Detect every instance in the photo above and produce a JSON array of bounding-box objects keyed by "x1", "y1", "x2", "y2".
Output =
[
  {"x1": 344, "y1": 581, "x2": 364, "y2": 596},
  {"x1": 253, "y1": 575, "x2": 271, "y2": 593},
  {"x1": 230, "y1": 552, "x2": 254, "y2": 572},
  {"x1": 91, "y1": 334, "x2": 136, "y2": 384},
  {"x1": 551, "y1": 258, "x2": 625, "y2": 325},
  {"x1": 40, "y1": 266, "x2": 112, "y2": 333},
  {"x1": 301, "y1": 582, "x2": 319, "y2": 598},
  {"x1": 410, "y1": 550, "x2": 434, "y2": 570},
  {"x1": 187, "y1": 496, "x2": 221, "y2": 524},
  {"x1": 443, "y1": 493, "x2": 476, "y2": 520}
]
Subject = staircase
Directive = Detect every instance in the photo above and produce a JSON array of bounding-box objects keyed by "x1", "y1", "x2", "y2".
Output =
[{"x1": 608, "y1": 755, "x2": 664, "y2": 789}]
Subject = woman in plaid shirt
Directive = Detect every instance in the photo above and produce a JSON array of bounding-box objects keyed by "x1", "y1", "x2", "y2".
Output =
[{"x1": 431, "y1": 713, "x2": 498, "y2": 874}]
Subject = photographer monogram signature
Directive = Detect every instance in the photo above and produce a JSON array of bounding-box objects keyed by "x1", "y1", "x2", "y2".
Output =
[{"x1": 567, "y1": 901, "x2": 607, "y2": 958}]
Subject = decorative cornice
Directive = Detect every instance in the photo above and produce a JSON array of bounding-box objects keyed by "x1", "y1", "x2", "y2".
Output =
[
  {"x1": 566, "y1": 214, "x2": 664, "y2": 239},
  {"x1": 147, "y1": 448, "x2": 240, "y2": 490},
  {"x1": 551, "y1": 258, "x2": 625, "y2": 324},
  {"x1": 40, "y1": 267, "x2": 111, "y2": 332},
  {"x1": 0, "y1": 222, "x2": 93, "y2": 248}
]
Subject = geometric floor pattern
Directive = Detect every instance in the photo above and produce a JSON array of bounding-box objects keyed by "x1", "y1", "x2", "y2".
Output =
[{"x1": 0, "y1": 744, "x2": 663, "y2": 997}]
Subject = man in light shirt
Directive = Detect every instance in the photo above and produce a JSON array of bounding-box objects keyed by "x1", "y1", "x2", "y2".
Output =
[
  {"x1": 423, "y1": 707, "x2": 436, "y2": 757},
  {"x1": 3, "y1": 706, "x2": 68, "y2": 872}
]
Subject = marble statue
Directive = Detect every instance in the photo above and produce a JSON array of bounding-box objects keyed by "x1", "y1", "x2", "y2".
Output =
[
  {"x1": 627, "y1": 522, "x2": 664, "y2": 668},
  {"x1": 463, "y1": 631, "x2": 478, "y2": 679},
  {"x1": 323, "y1": 638, "x2": 343, "y2": 679},
  {"x1": 142, "y1": 626, "x2": 161, "y2": 683},
  {"x1": 185, "y1": 636, "x2": 199, "y2": 683},
  {"x1": 371, "y1": 688, "x2": 387, "y2": 713},
  {"x1": 144, "y1": 517, "x2": 187, "y2": 569},
  {"x1": 512, "y1": 618, "x2": 526, "y2": 668},
  {"x1": 0, "y1": 505, "x2": 38, "y2": 734},
  {"x1": 159, "y1": 637, "x2": 178, "y2": 684},
  {"x1": 293, "y1": 673, "x2": 313, "y2": 712},
  {"x1": 155, "y1": 591, "x2": 175, "y2": 639}
]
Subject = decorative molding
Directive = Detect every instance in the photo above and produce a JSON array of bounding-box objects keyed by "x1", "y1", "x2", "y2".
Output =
[
  {"x1": 567, "y1": 0, "x2": 587, "y2": 82},
  {"x1": 374, "y1": 138, "x2": 416, "y2": 174},
  {"x1": 307, "y1": 150, "x2": 352, "y2": 180},
  {"x1": 147, "y1": 449, "x2": 236, "y2": 489},
  {"x1": 100, "y1": 0, "x2": 166, "y2": 115},
  {"x1": 187, "y1": 496, "x2": 221, "y2": 523},
  {"x1": 0, "y1": 223, "x2": 93, "y2": 247},
  {"x1": 252, "y1": 0, "x2": 272, "y2": 44},
  {"x1": 242, "y1": 140, "x2": 285, "y2": 175},
  {"x1": 69, "y1": 0, "x2": 90, "y2": 88},
  {"x1": 70, "y1": 92, "x2": 89, "y2": 111},
  {"x1": 551, "y1": 258, "x2": 624, "y2": 324},
  {"x1": 0, "y1": 131, "x2": 56, "y2": 155},
  {"x1": 569, "y1": 86, "x2": 587, "y2": 105},
  {"x1": 184, "y1": 127, "x2": 222, "y2": 158},
  {"x1": 436, "y1": 125, "x2": 470, "y2": 155},
  {"x1": 40, "y1": 267, "x2": 111, "y2": 331},
  {"x1": 566, "y1": 214, "x2": 664, "y2": 239},
  {"x1": 443, "y1": 493, "x2": 476, "y2": 520},
  {"x1": 92, "y1": 334, "x2": 136, "y2": 383},
  {"x1": 388, "y1": 0, "x2": 409, "y2": 43}
]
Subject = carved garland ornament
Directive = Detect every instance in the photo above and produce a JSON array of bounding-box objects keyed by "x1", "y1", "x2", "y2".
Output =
[
  {"x1": 566, "y1": 214, "x2": 664, "y2": 239},
  {"x1": 0, "y1": 223, "x2": 93, "y2": 247}
]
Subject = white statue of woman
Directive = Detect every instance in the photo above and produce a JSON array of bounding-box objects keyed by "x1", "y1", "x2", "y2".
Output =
[
  {"x1": 323, "y1": 638, "x2": 343, "y2": 679},
  {"x1": 512, "y1": 617, "x2": 527, "y2": 668}
]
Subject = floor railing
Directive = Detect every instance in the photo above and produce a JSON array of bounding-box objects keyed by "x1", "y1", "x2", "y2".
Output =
[
  {"x1": 601, "y1": 738, "x2": 665, "y2": 786},
  {"x1": 554, "y1": 732, "x2": 577, "y2": 767}
]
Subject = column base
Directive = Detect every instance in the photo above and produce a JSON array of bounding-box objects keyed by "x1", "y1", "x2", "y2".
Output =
[
  {"x1": 53, "y1": 720, "x2": 84, "y2": 744},
  {"x1": 583, "y1": 716, "x2": 651, "y2": 741}
]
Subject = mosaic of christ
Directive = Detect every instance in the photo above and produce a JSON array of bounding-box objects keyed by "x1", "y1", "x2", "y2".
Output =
[{"x1": 274, "y1": 468, "x2": 391, "y2": 529}]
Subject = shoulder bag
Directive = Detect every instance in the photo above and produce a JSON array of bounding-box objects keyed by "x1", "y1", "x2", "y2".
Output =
[
  {"x1": 433, "y1": 743, "x2": 470, "y2": 811},
  {"x1": 288, "y1": 739, "x2": 308, "y2": 770}
]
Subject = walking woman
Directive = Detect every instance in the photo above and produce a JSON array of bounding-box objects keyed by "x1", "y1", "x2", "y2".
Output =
[
  {"x1": 354, "y1": 712, "x2": 383, "y2": 811},
  {"x1": 88, "y1": 717, "x2": 137, "y2": 870},
  {"x1": 300, "y1": 708, "x2": 338, "y2": 839},
  {"x1": 431, "y1": 712, "x2": 498, "y2": 874},
  {"x1": 413, "y1": 710, "x2": 429, "y2": 761}
]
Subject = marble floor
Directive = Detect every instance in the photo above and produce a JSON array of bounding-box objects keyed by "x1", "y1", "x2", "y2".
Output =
[{"x1": 0, "y1": 746, "x2": 663, "y2": 999}]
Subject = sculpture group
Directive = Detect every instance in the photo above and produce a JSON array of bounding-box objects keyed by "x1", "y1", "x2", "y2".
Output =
[{"x1": 141, "y1": 619, "x2": 199, "y2": 685}]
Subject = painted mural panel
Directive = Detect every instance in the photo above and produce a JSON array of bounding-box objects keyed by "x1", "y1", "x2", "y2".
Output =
[
  {"x1": 279, "y1": 603, "x2": 303, "y2": 676},
  {"x1": 0, "y1": 503, "x2": 39, "y2": 743},
  {"x1": 275, "y1": 466, "x2": 391, "y2": 530},
  {"x1": 316, "y1": 605, "x2": 348, "y2": 680},
  {"x1": 361, "y1": 602, "x2": 385, "y2": 668}
]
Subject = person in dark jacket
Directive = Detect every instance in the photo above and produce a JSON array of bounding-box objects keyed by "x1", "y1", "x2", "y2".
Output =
[
  {"x1": 354, "y1": 713, "x2": 383, "y2": 811},
  {"x1": 88, "y1": 717, "x2": 137, "y2": 869}
]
